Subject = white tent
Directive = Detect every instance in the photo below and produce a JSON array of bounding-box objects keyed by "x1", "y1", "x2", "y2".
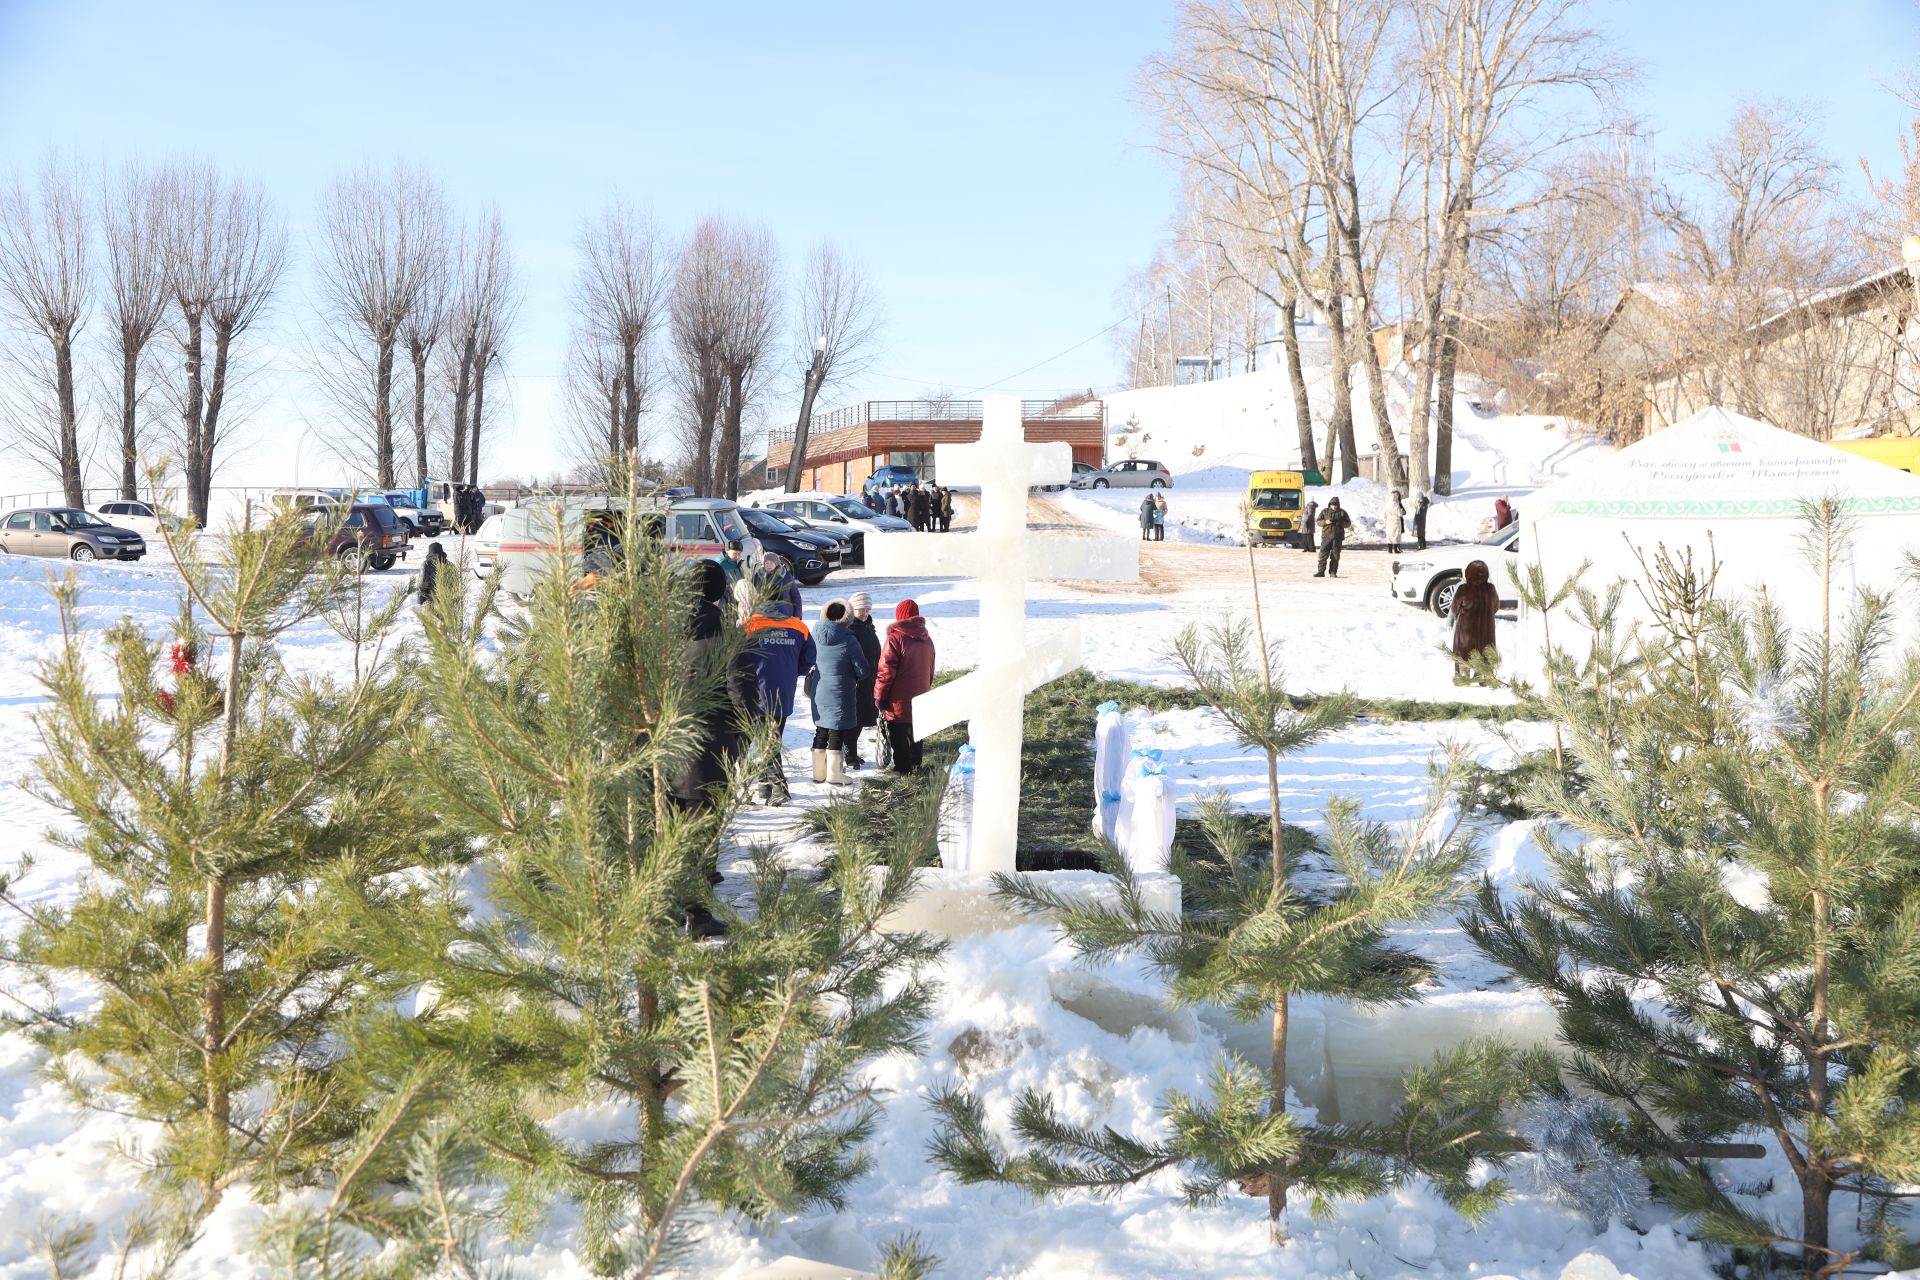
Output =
[{"x1": 1516, "y1": 407, "x2": 1920, "y2": 681}]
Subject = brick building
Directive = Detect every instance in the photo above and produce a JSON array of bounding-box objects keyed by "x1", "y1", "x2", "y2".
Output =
[{"x1": 764, "y1": 398, "x2": 1107, "y2": 493}]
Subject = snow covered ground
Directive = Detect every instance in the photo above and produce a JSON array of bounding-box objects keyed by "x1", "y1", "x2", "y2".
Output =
[{"x1": 0, "y1": 510, "x2": 1743, "y2": 1280}]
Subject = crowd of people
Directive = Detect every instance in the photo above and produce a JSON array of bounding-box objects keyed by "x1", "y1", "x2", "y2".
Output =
[
  {"x1": 658, "y1": 552, "x2": 941, "y2": 826},
  {"x1": 868, "y1": 481, "x2": 954, "y2": 532}
]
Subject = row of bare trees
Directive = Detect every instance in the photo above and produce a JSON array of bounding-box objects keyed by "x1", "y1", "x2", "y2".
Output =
[
  {"x1": 308, "y1": 163, "x2": 517, "y2": 489},
  {"x1": 1127, "y1": 3, "x2": 1920, "y2": 475},
  {"x1": 0, "y1": 158, "x2": 284, "y2": 520},
  {"x1": 1123, "y1": 0, "x2": 1621, "y2": 492},
  {"x1": 562, "y1": 208, "x2": 878, "y2": 498}
]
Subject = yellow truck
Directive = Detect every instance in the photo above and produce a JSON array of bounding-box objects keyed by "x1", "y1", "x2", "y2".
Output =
[
  {"x1": 1244, "y1": 469, "x2": 1307, "y2": 546},
  {"x1": 1833, "y1": 437, "x2": 1920, "y2": 474}
]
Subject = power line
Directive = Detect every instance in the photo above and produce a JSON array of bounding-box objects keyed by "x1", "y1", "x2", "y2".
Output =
[{"x1": 960, "y1": 301, "x2": 1151, "y2": 397}]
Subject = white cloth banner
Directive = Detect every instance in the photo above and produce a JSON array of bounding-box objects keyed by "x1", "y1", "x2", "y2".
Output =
[
  {"x1": 1091, "y1": 700, "x2": 1130, "y2": 844},
  {"x1": 1114, "y1": 748, "x2": 1177, "y2": 875}
]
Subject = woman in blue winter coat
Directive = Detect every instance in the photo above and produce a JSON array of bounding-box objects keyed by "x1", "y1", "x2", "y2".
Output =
[{"x1": 805, "y1": 598, "x2": 868, "y2": 785}]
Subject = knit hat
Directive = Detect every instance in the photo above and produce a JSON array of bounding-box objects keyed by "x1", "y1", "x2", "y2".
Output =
[
  {"x1": 849, "y1": 591, "x2": 873, "y2": 611},
  {"x1": 895, "y1": 599, "x2": 920, "y2": 621}
]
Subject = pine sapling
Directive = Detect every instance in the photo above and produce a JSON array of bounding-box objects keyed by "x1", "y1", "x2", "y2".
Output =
[
  {"x1": 1467, "y1": 505, "x2": 1920, "y2": 1276},
  {"x1": 935, "y1": 613, "x2": 1553, "y2": 1242}
]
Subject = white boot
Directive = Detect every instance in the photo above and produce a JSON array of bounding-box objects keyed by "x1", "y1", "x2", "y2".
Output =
[
  {"x1": 826, "y1": 749, "x2": 850, "y2": 786},
  {"x1": 811, "y1": 749, "x2": 827, "y2": 783}
]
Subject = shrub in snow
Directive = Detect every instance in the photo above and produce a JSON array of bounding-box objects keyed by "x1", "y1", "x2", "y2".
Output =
[
  {"x1": 1468, "y1": 501, "x2": 1920, "y2": 1276},
  {"x1": 932, "y1": 601, "x2": 1556, "y2": 1244},
  {"x1": 0, "y1": 504, "x2": 428, "y2": 1206},
  {"x1": 324, "y1": 512, "x2": 943, "y2": 1276}
]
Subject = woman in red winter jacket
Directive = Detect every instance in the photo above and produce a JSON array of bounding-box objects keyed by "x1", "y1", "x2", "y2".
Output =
[{"x1": 874, "y1": 599, "x2": 936, "y2": 774}]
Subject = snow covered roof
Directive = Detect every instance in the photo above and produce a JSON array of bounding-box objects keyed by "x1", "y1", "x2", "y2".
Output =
[{"x1": 1528, "y1": 407, "x2": 1920, "y2": 520}]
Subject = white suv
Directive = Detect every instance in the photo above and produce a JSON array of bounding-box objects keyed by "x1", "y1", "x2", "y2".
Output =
[{"x1": 1389, "y1": 523, "x2": 1521, "y2": 618}]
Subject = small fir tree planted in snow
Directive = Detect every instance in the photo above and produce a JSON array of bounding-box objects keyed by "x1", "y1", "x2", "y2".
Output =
[
  {"x1": 931, "y1": 609, "x2": 1554, "y2": 1241},
  {"x1": 1467, "y1": 502, "x2": 1920, "y2": 1276},
  {"x1": 0, "y1": 499, "x2": 427, "y2": 1202},
  {"x1": 336, "y1": 509, "x2": 941, "y2": 1275}
]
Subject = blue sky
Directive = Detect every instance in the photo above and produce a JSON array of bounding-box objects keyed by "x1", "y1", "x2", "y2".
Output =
[{"x1": 0, "y1": 0, "x2": 1916, "y2": 484}]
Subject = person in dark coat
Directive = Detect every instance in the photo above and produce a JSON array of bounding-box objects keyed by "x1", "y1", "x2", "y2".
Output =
[
  {"x1": 743, "y1": 597, "x2": 814, "y2": 804},
  {"x1": 1138, "y1": 494, "x2": 1156, "y2": 540},
  {"x1": 1300, "y1": 499, "x2": 1318, "y2": 553},
  {"x1": 666, "y1": 559, "x2": 756, "y2": 811},
  {"x1": 939, "y1": 486, "x2": 954, "y2": 531},
  {"x1": 845, "y1": 591, "x2": 882, "y2": 768},
  {"x1": 1314, "y1": 497, "x2": 1352, "y2": 578},
  {"x1": 805, "y1": 598, "x2": 867, "y2": 785},
  {"x1": 912, "y1": 486, "x2": 931, "y2": 531},
  {"x1": 1451, "y1": 559, "x2": 1501, "y2": 684},
  {"x1": 1413, "y1": 491, "x2": 1430, "y2": 550},
  {"x1": 874, "y1": 598, "x2": 936, "y2": 774},
  {"x1": 416, "y1": 542, "x2": 450, "y2": 605},
  {"x1": 754, "y1": 552, "x2": 804, "y2": 618}
]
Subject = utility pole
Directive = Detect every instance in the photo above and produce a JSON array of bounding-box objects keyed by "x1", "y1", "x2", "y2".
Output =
[{"x1": 784, "y1": 334, "x2": 828, "y2": 493}]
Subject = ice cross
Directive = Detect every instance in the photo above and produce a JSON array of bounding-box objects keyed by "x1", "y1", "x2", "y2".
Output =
[{"x1": 866, "y1": 395, "x2": 1138, "y2": 874}]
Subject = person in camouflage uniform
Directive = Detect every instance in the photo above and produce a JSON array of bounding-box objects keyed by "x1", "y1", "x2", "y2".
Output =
[{"x1": 1314, "y1": 496, "x2": 1352, "y2": 578}]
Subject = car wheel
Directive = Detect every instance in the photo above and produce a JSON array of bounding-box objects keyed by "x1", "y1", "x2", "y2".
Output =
[
  {"x1": 339, "y1": 546, "x2": 365, "y2": 574},
  {"x1": 399, "y1": 518, "x2": 417, "y2": 535},
  {"x1": 370, "y1": 554, "x2": 396, "y2": 571},
  {"x1": 798, "y1": 572, "x2": 828, "y2": 587},
  {"x1": 1150, "y1": 478, "x2": 1167, "y2": 488},
  {"x1": 70, "y1": 544, "x2": 96, "y2": 563},
  {"x1": 1427, "y1": 572, "x2": 1462, "y2": 619},
  {"x1": 1092, "y1": 478, "x2": 1109, "y2": 489}
]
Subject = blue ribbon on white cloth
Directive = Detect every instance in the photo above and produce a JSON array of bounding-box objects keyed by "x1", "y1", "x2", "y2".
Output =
[
  {"x1": 1096, "y1": 700, "x2": 1122, "y2": 714},
  {"x1": 952, "y1": 744, "x2": 976, "y2": 775}
]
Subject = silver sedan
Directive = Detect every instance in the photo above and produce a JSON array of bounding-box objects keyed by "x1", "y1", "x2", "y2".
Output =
[{"x1": 1072, "y1": 459, "x2": 1173, "y2": 489}]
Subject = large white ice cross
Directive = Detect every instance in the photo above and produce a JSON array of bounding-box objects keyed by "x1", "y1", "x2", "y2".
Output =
[{"x1": 865, "y1": 395, "x2": 1138, "y2": 873}]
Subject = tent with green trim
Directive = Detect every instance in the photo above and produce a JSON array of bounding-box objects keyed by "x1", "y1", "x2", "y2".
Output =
[{"x1": 1516, "y1": 406, "x2": 1920, "y2": 682}]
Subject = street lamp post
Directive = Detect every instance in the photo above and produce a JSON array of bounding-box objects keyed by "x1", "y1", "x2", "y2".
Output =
[{"x1": 784, "y1": 334, "x2": 829, "y2": 494}]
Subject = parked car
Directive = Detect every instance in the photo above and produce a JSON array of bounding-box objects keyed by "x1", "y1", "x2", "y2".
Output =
[
  {"x1": 737, "y1": 504, "x2": 840, "y2": 585},
  {"x1": 1039, "y1": 459, "x2": 1099, "y2": 493},
  {"x1": 359, "y1": 490, "x2": 447, "y2": 538},
  {"x1": 761, "y1": 492, "x2": 909, "y2": 544},
  {"x1": 0, "y1": 506, "x2": 147, "y2": 561},
  {"x1": 860, "y1": 464, "x2": 920, "y2": 500},
  {"x1": 757, "y1": 506, "x2": 860, "y2": 566},
  {"x1": 90, "y1": 498, "x2": 184, "y2": 540},
  {"x1": 1389, "y1": 523, "x2": 1521, "y2": 619},
  {"x1": 1072, "y1": 459, "x2": 1172, "y2": 489},
  {"x1": 466, "y1": 512, "x2": 504, "y2": 579},
  {"x1": 298, "y1": 502, "x2": 410, "y2": 572},
  {"x1": 270, "y1": 487, "x2": 354, "y2": 512}
]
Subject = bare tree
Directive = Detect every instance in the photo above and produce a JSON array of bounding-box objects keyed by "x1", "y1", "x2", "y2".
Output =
[
  {"x1": 397, "y1": 207, "x2": 450, "y2": 487},
  {"x1": 158, "y1": 161, "x2": 288, "y2": 523},
  {"x1": 311, "y1": 164, "x2": 445, "y2": 486},
  {"x1": 1649, "y1": 101, "x2": 1855, "y2": 429},
  {"x1": 566, "y1": 201, "x2": 669, "y2": 474},
  {"x1": 99, "y1": 162, "x2": 169, "y2": 499},
  {"x1": 442, "y1": 210, "x2": 514, "y2": 484},
  {"x1": 783, "y1": 240, "x2": 881, "y2": 490},
  {"x1": 714, "y1": 223, "x2": 780, "y2": 500},
  {"x1": 1401, "y1": 0, "x2": 1623, "y2": 494},
  {"x1": 0, "y1": 157, "x2": 91, "y2": 504},
  {"x1": 670, "y1": 219, "x2": 731, "y2": 494}
]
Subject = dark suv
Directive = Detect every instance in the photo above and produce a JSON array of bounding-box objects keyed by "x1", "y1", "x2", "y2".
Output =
[
  {"x1": 301, "y1": 503, "x2": 410, "y2": 571},
  {"x1": 738, "y1": 504, "x2": 841, "y2": 585}
]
